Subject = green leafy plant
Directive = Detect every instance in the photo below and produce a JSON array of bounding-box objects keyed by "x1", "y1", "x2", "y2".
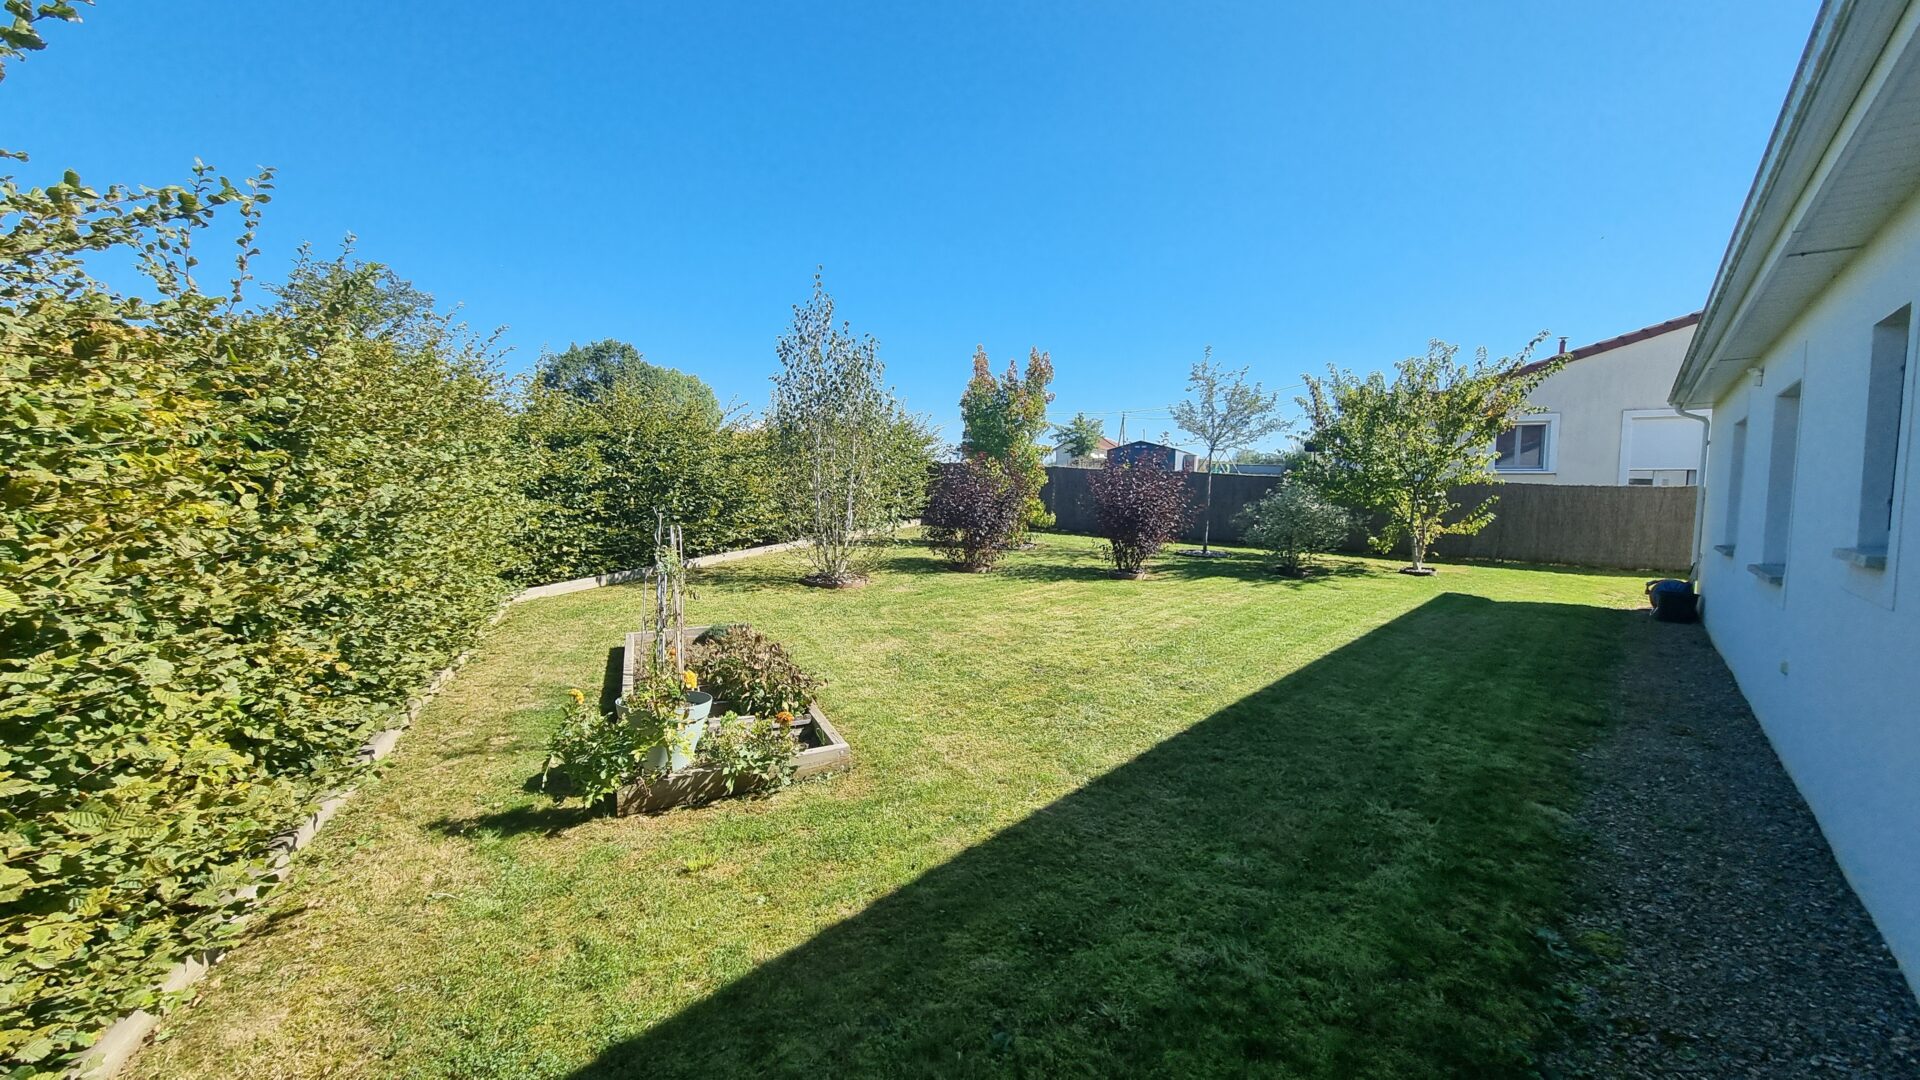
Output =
[
  {"x1": 1295, "y1": 337, "x2": 1563, "y2": 572},
  {"x1": 543, "y1": 690, "x2": 651, "y2": 804},
  {"x1": 695, "y1": 714, "x2": 800, "y2": 796},
  {"x1": 687, "y1": 625, "x2": 823, "y2": 718},
  {"x1": 1237, "y1": 481, "x2": 1355, "y2": 575},
  {"x1": 0, "y1": 167, "x2": 525, "y2": 1071}
]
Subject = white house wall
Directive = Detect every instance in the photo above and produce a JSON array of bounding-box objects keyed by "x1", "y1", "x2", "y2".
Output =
[
  {"x1": 1698, "y1": 183, "x2": 1920, "y2": 989},
  {"x1": 1509, "y1": 324, "x2": 1699, "y2": 485}
]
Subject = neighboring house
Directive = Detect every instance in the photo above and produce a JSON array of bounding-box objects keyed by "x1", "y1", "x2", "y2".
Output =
[
  {"x1": 1107, "y1": 440, "x2": 1196, "y2": 471},
  {"x1": 1498, "y1": 313, "x2": 1706, "y2": 485},
  {"x1": 1672, "y1": 0, "x2": 1920, "y2": 994},
  {"x1": 1048, "y1": 436, "x2": 1119, "y2": 467}
]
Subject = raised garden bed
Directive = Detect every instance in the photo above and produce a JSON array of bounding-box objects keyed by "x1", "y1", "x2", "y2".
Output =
[{"x1": 615, "y1": 627, "x2": 851, "y2": 814}]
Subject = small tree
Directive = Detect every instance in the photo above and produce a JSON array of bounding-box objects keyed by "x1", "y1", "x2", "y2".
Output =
[
  {"x1": 924, "y1": 457, "x2": 1026, "y2": 572},
  {"x1": 770, "y1": 275, "x2": 934, "y2": 586},
  {"x1": 1087, "y1": 461, "x2": 1193, "y2": 577},
  {"x1": 1236, "y1": 481, "x2": 1353, "y2": 576},
  {"x1": 959, "y1": 345, "x2": 1055, "y2": 532},
  {"x1": 1295, "y1": 336, "x2": 1561, "y2": 573},
  {"x1": 1051, "y1": 411, "x2": 1106, "y2": 462},
  {"x1": 1169, "y1": 347, "x2": 1288, "y2": 554}
]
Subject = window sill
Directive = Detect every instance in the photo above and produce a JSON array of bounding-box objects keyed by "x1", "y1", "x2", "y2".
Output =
[
  {"x1": 1713, "y1": 544, "x2": 1736, "y2": 557},
  {"x1": 1832, "y1": 545, "x2": 1888, "y2": 570},
  {"x1": 1493, "y1": 469, "x2": 1555, "y2": 476},
  {"x1": 1747, "y1": 562, "x2": 1786, "y2": 585}
]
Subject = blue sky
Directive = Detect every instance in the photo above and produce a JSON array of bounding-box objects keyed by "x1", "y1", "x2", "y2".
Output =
[{"x1": 3, "y1": 2, "x2": 1814, "y2": 449}]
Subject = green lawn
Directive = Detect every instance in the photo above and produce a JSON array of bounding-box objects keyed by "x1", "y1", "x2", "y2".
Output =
[{"x1": 131, "y1": 535, "x2": 1645, "y2": 1079}]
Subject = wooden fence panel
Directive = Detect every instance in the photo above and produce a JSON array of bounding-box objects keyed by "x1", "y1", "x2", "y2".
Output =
[{"x1": 1033, "y1": 466, "x2": 1696, "y2": 571}]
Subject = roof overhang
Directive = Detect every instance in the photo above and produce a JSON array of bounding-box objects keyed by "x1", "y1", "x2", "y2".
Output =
[{"x1": 1672, "y1": 0, "x2": 1920, "y2": 408}]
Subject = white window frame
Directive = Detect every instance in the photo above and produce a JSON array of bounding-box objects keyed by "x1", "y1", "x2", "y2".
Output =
[
  {"x1": 1492, "y1": 413, "x2": 1559, "y2": 475},
  {"x1": 1616, "y1": 408, "x2": 1708, "y2": 486}
]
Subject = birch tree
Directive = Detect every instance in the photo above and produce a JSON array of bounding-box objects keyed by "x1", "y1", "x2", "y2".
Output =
[{"x1": 770, "y1": 275, "x2": 933, "y2": 586}]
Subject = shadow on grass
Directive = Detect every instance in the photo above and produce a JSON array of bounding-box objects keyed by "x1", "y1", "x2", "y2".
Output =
[
  {"x1": 566, "y1": 594, "x2": 1631, "y2": 1079},
  {"x1": 428, "y1": 801, "x2": 596, "y2": 839}
]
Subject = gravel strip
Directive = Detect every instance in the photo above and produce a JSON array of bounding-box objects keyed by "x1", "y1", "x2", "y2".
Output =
[{"x1": 1545, "y1": 613, "x2": 1920, "y2": 1079}]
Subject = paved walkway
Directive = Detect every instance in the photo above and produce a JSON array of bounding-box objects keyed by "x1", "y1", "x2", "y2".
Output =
[{"x1": 1546, "y1": 614, "x2": 1920, "y2": 1078}]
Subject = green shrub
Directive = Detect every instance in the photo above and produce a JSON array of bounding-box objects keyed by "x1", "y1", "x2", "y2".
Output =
[
  {"x1": 1237, "y1": 481, "x2": 1354, "y2": 575},
  {"x1": 0, "y1": 170, "x2": 524, "y2": 1071}
]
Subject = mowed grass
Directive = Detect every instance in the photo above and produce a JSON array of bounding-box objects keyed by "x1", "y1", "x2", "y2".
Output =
[{"x1": 132, "y1": 534, "x2": 1646, "y2": 1079}]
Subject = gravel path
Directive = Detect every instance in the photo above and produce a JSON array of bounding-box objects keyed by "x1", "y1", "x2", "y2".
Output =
[{"x1": 1545, "y1": 613, "x2": 1920, "y2": 1078}]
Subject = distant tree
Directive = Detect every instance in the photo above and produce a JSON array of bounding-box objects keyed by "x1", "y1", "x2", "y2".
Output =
[
  {"x1": 1231, "y1": 448, "x2": 1300, "y2": 467},
  {"x1": 1294, "y1": 336, "x2": 1562, "y2": 574},
  {"x1": 535, "y1": 338, "x2": 722, "y2": 426},
  {"x1": 959, "y1": 345, "x2": 1055, "y2": 532},
  {"x1": 1051, "y1": 411, "x2": 1106, "y2": 461},
  {"x1": 1169, "y1": 348, "x2": 1289, "y2": 554},
  {"x1": 770, "y1": 275, "x2": 935, "y2": 586}
]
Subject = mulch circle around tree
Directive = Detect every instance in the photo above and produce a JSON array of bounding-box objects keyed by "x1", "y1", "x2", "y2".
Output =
[
  {"x1": 1397, "y1": 566, "x2": 1437, "y2": 576},
  {"x1": 1174, "y1": 549, "x2": 1234, "y2": 559}
]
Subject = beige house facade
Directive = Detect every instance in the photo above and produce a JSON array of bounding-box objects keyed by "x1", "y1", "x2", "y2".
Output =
[{"x1": 1498, "y1": 313, "x2": 1706, "y2": 486}]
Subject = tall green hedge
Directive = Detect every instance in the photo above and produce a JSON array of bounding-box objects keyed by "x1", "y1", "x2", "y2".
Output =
[
  {"x1": 518, "y1": 381, "x2": 790, "y2": 582},
  {"x1": 0, "y1": 172, "x2": 526, "y2": 1071}
]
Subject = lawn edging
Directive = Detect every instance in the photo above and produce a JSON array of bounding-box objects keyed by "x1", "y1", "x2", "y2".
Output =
[{"x1": 76, "y1": 526, "x2": 919, "y2": 1078}]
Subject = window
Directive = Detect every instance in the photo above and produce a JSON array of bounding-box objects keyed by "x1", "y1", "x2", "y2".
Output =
[
  {"x1": 1854, "y1": 306, "x2": 1910, "y2": 558},
  {"x1": 1720, "y1": 418, "x2": 1747, "y2": 553},
  {"x1": 1494, "y1": 420, "x2": 1552, "y2": 472},
  {"x1": 1753, "y1": 383, "x2": 1800, "y2": 583}
]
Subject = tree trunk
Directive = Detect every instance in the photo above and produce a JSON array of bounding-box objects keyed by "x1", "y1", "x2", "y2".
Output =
[{"x1": 1201, "y1": 467, "x2": 1214, "y2": 554}]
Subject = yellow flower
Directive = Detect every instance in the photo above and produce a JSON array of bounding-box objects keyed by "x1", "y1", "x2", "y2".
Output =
[
  {"x1": 681, "y1": 670, "x2": 700, "y2": 692},
  {"x1": 568, "y1": 688, "x2": 585, "y2": 705}
]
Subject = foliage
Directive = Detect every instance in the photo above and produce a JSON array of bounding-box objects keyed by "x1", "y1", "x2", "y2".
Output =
[
  {"x1": 695, "y1": 714, "x2": 800, "y2": 797},
  {"x1": 0, "y1": 1, "x2": 85, "y2": 83},
  {"x1": 1051, "y1": 411, "x2": 1106, "y2": 461},
  {"x1": 1232, "y1": 448, "x2": 1300, "y2": 467},
  {"x1": 769, "y1": 274, "x2": 935, "y2": 585},
  {"x1": 1295, "y1": 337, "x2": 1561, "y2": 571},
  {"x1": 960, "y1": 345, "x2": 1055, "y2": 531},
  {"x1": 533, "y1": 338, "x2": 723, "y2": 425},
  {"x1": 1169, "y1": 348, "x2": 1289, "y2": 552},
  {"x1": 688, "y1": 624, "x2": 824, "y2": 718},
  {"x1": 1237, "y1": 481, "x2": 1354, "y2": 575},
  {"x1": 0, "y1": 166, "x2": 524, "y2": 1071},
  {"x1": 518, "y1": 384, "x2": 785, "y2": 582},
  {"x1": 923, "y1": 457, "x2": 1027, "y2": 571},
  {"x1": 1086, "y1": 461, "x2": 1193, "y2": 575},
  {"x1": 542, "y1": 691, "x2": 652, "y2": 804}
]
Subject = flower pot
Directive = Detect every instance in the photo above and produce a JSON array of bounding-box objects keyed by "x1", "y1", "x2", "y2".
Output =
[
  {"x1": 679, "y1": 690, "x2": 714, "y2": 722},
  {"x1": 643, "y1": 715, "x2": 708, "y2": 773}
]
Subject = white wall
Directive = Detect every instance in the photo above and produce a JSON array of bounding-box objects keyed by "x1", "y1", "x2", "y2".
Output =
[
  {"x1": 1698, "y1": 184, "x2": 1920, "y2": 988},
  {"x1": 1505, "y1": 323, "x2": 1700, "y2": 485}
]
